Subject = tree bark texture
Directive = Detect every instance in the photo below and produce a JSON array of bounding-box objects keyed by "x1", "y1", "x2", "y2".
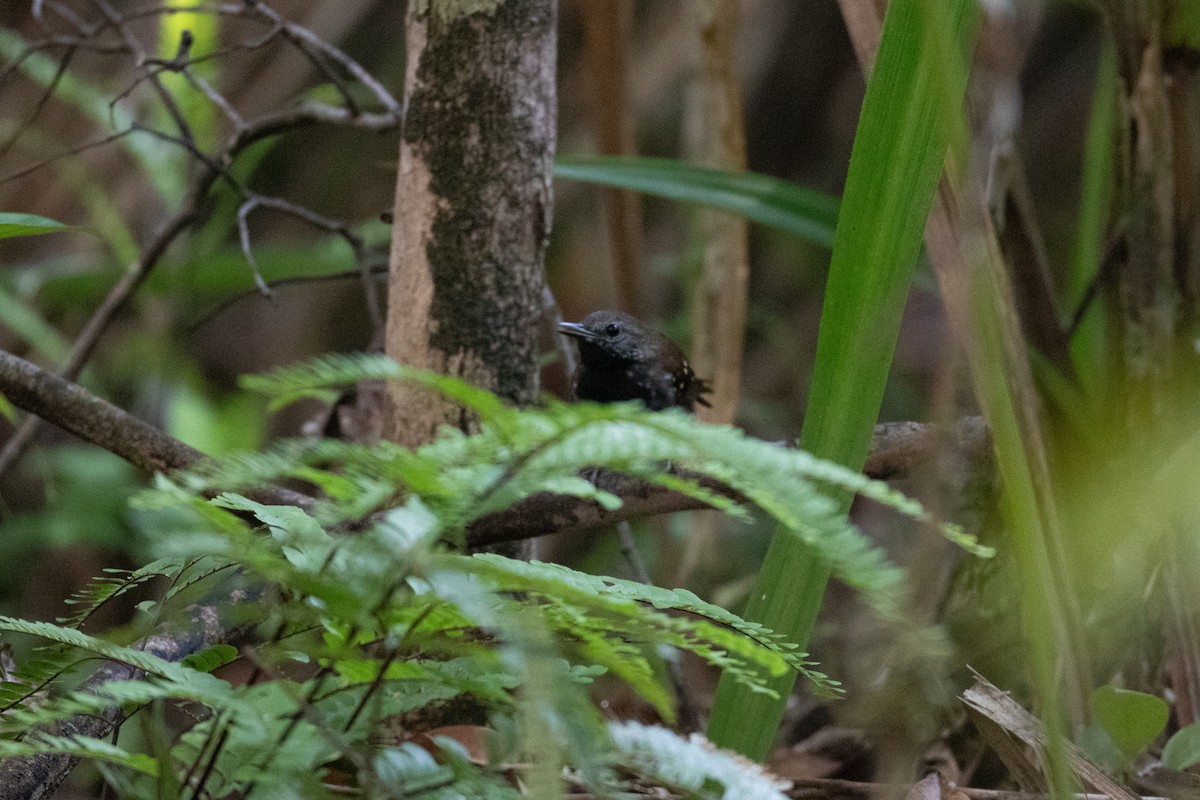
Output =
[{"x1": 386, "y1": 0, "x2": 556, "y2": 448}]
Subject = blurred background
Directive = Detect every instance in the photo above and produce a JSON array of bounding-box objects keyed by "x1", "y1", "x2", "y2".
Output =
[{"x1": 0, "y1": 0, "x2": 1107, "y2": 781}]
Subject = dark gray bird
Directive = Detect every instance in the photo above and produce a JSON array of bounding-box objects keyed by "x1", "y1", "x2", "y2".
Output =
[{"x1": 557, "y1": 310, "x2": 712, "y2": 412}]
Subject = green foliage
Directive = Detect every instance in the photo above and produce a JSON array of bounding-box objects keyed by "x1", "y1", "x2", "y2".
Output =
[
  {"x1": 0, "y1": 212, "x2": 73, "y2": 365},
  {"x1": 59, "y1": 558, "x2": 186, "y2": 628},
  {"x1": 1088, "y1": 685, "x2": 1168, "y2": 766},
  {"x1": 555, "y1": 155, "x2": 839, "y2": 248},
  {"x1": 0, "y1": 211, "x2": 71, "y2": 240},
  {"x1": 1163, "y1": 721, "x2": 1200, "y2": 771},
  {"x1": 0, "y1": 355, "x2": 978, "y2": 796},
  {"x1": 1167, "y1": 0, "x2": 1200, "y2": 50},
  {"x1": 0, "y1": 447, "x2": 143, "y2": 559},
  {"x1": 0, "y1": 284, "x2": 71, "y2": 364}
]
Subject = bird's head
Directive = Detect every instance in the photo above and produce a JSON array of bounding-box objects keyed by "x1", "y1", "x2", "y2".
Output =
[{"x1": 557, "y1": 310, "x2": 655, "y2": 366}]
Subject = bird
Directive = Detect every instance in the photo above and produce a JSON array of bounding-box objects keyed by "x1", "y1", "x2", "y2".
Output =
[{"x1": 557, "y1": 310, "x2": 712, "y2": 412}]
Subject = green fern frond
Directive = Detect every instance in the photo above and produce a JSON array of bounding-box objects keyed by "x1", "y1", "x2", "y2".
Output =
[
  {"x1": 500, "y1": 558, "x2": 835, "y2": 688},
  {"x1": 239, "y1": 351, "x2": 403, "y2": 411},
  {"x1": 542, "y1": 597, "x2": 672, "y2": 718},
  {"x1": 241, "y1": 354, "x2": 515, "y2": 430},
  {"x1": 0, "y1": 356, "x2": 992, "y2": 794},
  {"x1": 331, "y1": 655, "x2": 519, "y2": 707},
  {"x1": 444, "y1": 554, "x2": 836, "y2": 697},
  {"x1": 59, "y1": 558, "x2": 187, "y2": 628},
  {"x1": 0, "y1": 733, "x2": 160, "y2": 776},
  {"x1": 636, "y1": 411, "x2": 992, "y2": 556},
  {"x1": 0, "y1": 617, "x2": 230, "y2": 690},
  {"x1": 0, "y1": 644, "x2": 78, "y2": 714},
  {"x1": 609, "y1": 720, "x2": 791, "y2": 800},
  {"x1": 0, "y1": 673, "x2": 251, "y2": 741}
]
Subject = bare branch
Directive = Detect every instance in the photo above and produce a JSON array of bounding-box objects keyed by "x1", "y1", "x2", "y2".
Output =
[
  {"x1": 0, "y1": 0, "x2": 403, "y2": 477},
  {"x1": 0, "y1": 348, "x2": 201, "y2": 474},
  {"x1": 0, "y1": 348, "x2": 313, "y2": 509}
]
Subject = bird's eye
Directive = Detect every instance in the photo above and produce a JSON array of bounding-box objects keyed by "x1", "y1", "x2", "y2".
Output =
[{"x1": 604, "y1": 323, "x2": 621, "y2": 337}]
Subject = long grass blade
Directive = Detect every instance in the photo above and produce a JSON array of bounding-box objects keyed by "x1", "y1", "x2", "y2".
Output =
[{"x1": 705, "y1": 0, "x2": 978, "y2": 760}]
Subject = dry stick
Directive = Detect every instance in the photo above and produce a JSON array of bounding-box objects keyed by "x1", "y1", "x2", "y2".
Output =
[
  {"x1": 91, "y1": 0, "x2": 196, "y2": 149},
  {"x1": 0, "y1": 349, "x2": 201, "y2": 474},
  {"x1": 0, "y1": 40, "x2": 76, "y2": 166},
  {"x1": 0, "y1": 349, "x2": 312, "y2": 509},
  {"x1": 234, "y1": 193, "x2": 378, "y2": 326}
]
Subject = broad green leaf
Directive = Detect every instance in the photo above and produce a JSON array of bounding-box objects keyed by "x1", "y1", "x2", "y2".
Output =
[
  {"x1": 1163, "y1": 721, "x2": 1200, "y2": 770},
  {"x1": 0, "y1": 212, "x2": 70, "y2": 240},
  {"x1": 1090, "y1": 685, "x2": 1168, "y2": 762},
  {"x1": 374, "y1": 743, "x2": 455, "y2": 793},
  {"x1": 555, "y1": 155, "x2": 839, "y2": 248},
  {"x1": 1077, "y1": 723, "x2": 1126, "y2": 774}
]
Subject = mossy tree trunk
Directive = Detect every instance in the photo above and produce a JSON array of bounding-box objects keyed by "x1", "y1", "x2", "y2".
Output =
[{"x1": 385, "y1": 0, "x2": 556, "y2": 449}]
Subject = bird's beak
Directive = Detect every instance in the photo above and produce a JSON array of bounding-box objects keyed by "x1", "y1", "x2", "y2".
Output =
[{"x1": 557, "y1": 321, "x2": 597, "y2": 342}]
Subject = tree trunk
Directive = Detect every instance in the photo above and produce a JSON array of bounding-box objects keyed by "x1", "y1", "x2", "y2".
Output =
[{"x1": 385, "y1": 0, "x2": 557, "y2": 448}]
